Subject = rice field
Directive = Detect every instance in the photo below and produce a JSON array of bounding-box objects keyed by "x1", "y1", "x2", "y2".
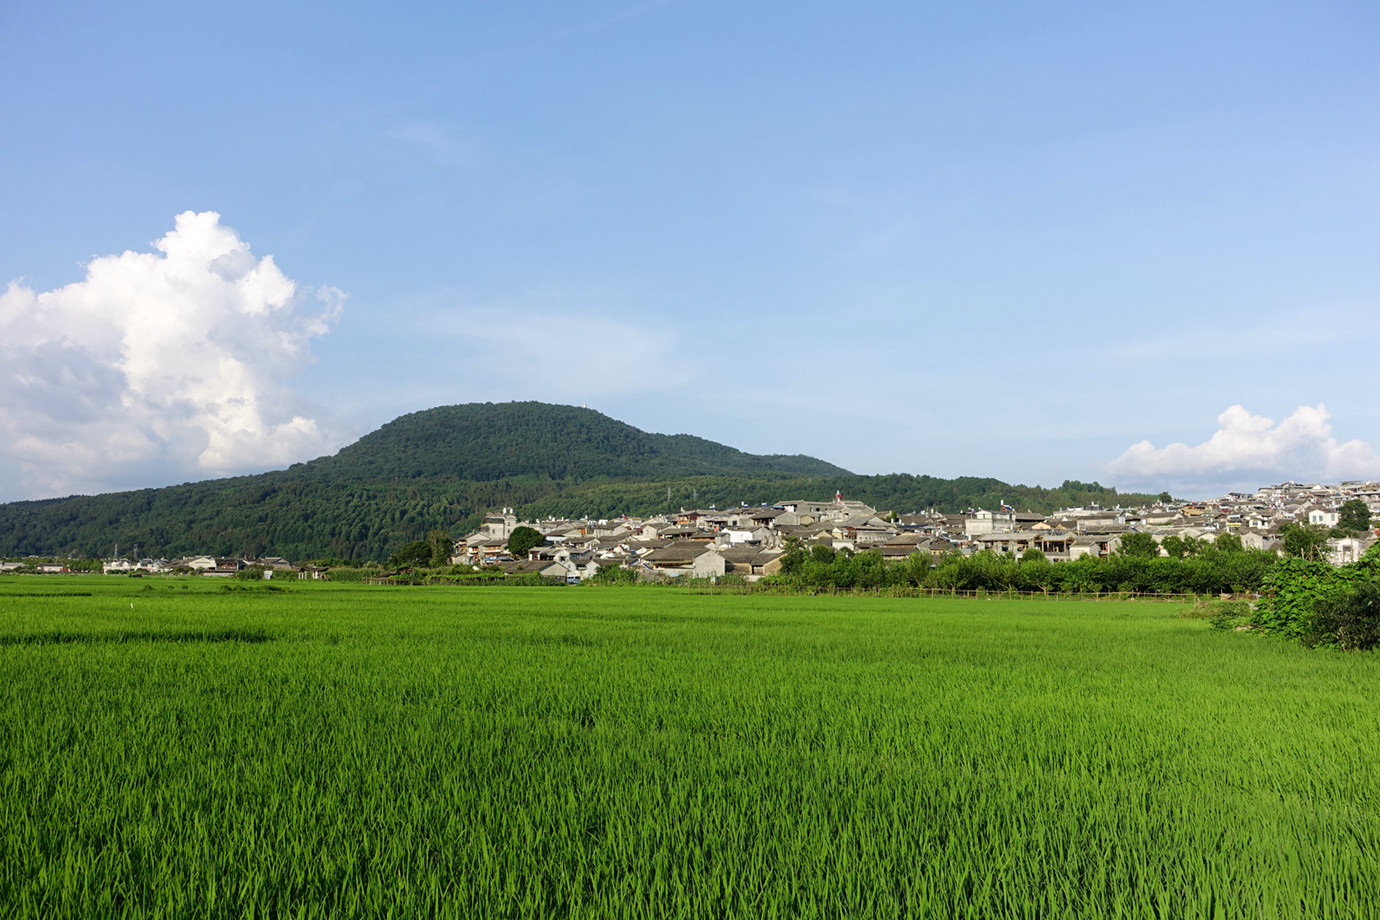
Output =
[{"x1": 1, "y1": 578, "x2": 1378, "y2": 918}]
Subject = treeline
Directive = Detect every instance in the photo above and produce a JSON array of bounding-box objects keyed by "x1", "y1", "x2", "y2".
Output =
[
  {"x1": 769, "y1": 542, "x2": 1278, "y2": 596},
  {"x1": 0, "y1": 478, "x2": 474, "y2": 563}
]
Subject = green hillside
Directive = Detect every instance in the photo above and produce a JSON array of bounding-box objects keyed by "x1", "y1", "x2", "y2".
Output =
[
  {"x1": 0, "y1": 402, "x2": 1165, "y2": 562},
  {"x1": 304, "y1": 402, "x2": 851, "y2": 483}
]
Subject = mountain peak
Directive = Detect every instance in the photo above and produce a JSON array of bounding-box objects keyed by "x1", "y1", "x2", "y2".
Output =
[{"x1": 312, "y1": 401, "x2": 852, "y2": 483}]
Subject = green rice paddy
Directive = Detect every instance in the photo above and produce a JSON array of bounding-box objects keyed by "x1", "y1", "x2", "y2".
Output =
[{"x1": 2, "y1": 579, "x2": 1378, "y2": 918}]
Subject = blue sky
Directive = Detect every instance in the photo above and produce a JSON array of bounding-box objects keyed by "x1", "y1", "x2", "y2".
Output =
[{"x1": 1, "y1": 1, "x2": 1376, "y2": 502}]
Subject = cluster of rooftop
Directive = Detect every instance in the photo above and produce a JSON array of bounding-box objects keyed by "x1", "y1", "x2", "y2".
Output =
[{"x1": 457, "y1": 481, "x2": 1380, "y2": 581}]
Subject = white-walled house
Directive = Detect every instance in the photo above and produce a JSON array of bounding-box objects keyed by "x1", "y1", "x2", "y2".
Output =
[
  {"x1": 640, "y1": 543, "x2": 726, "y2": 579},
  {"x1": 964, "y1": 509, "x2": 1016, "y2": 536},
  {"x1": 1327, "y1": 535, "x2": 1372, "y2": 565},
  {"x1": 1308, "y1": 509, "x2": 1341, "y2": 528}
]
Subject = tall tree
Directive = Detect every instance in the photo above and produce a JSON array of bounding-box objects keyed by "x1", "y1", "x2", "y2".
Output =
[
  {"x1": 1210, "y1": 532, "x2": 1244, "y2": 554},
  {"x1": 426, "y1": 528, "x2": 453, "y2": 566},
  {"x1": 387, "y1": 540, "x2": 433, "y2": 568},
  {"x1": 507, "y1": 526, "x2": 545, "y2": 559},
  {"x1": 1336, "y1": 499, "x2": 1372, "y2": 534},
  {"x1": 1115, "y1": 532, "x2": 1159, "y2": 558},
  {"x1": 1280, "y1": 522, "x2": 1331, "y2": 561}
]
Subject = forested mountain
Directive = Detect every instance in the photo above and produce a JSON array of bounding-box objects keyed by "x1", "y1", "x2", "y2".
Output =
[
  {"x1": 0, "y1": 402, "x2": 1163, "y2": 562},
  {"x1": 302, "y1": 402, "x2": 850, "y2": 483}
]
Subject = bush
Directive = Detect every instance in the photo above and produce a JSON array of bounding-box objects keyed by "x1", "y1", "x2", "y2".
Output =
[
  {"x1": 588, "y1": 566, "x2": 640, "y2": 586},
  {"x1": 1252, "y1": 558, "x2": 1340, "y2": 638},
  {"x1": 1305, "y1": 583, "x2": 1380, "y2": 650},
  {"x1": 1193, "y1": 599, "x2": 1252, "y2": 629}
]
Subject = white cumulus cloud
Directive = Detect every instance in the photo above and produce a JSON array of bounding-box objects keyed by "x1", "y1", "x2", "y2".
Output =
[
  {"x1": 0, "y1": 211, "x2": 345, "y2": 500},
  {"x1": 1106, "y1": 404, "x2": 1380, "y2": 495}
]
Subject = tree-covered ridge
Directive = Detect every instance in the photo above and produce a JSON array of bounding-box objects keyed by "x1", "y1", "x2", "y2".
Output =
[
  {"x1": 0, "y1": 402, "x2": 1164, "y2": 562},
  {"x1": 303, "y1": 402, "x2": 852, "y2": 483}
]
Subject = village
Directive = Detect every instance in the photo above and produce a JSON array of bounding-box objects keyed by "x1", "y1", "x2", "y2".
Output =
[
  {"x1": 452, "y1": 480, "x2": 1380, "y2": 583},
  {"x1": 6, "y1": 481, "x2": 1376, "y2": 581}
]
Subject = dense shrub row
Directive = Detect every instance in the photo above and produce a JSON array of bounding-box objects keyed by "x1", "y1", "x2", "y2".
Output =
[{"x1": 768, "y1": 543, "x2": 1278, "y2": 596}]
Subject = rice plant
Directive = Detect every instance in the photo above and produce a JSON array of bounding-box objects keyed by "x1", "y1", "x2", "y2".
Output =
[{"x1": 1, "y1": 579, "x2": 1377, "y2": 918}]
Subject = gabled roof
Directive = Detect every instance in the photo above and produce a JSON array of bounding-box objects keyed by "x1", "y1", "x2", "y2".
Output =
[
  {"x1": 659, "y1": 526, "x2": 703, "y2": 539},
  {"x1": 643, "y1": 542, "x2": 719, "y2": 564},
  {"x1": 776, "y1": 524, "x2": 831, "y2": 538},
  {"x1": 718, "y1": 546, "x2": 763, "y2": 563}
]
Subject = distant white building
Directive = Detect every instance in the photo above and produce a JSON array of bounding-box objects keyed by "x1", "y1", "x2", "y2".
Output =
[
  {"x1": 1308, "y1": 509, "x2": 1340, "y2": 528},
  {"x1": 965, "y1": 509, "x2": 1015, "y2": 536},
  {"x1": 1328, "y1": 535, "x2": 1372, "y2": 565}
]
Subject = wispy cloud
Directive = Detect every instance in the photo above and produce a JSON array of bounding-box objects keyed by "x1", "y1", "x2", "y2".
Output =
[
  {"x1": 1105, "y1": 404, "x2": 1380, "y2": 495},
  {"x1": 0, "y1": 212, "x2": 346, "y2": 499}
]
